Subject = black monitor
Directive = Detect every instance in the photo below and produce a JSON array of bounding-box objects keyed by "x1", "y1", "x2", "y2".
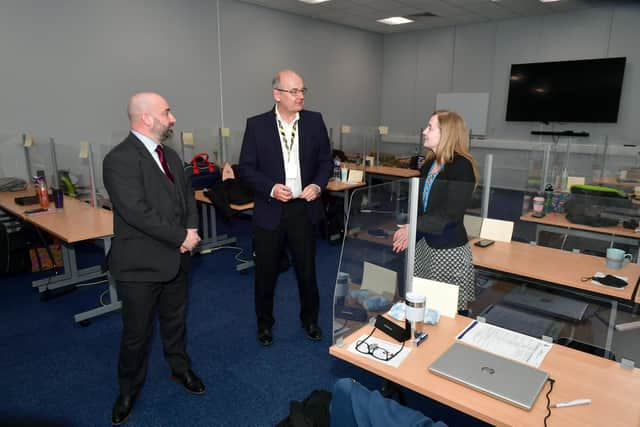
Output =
[{"x1": 505, "y1": 57, "x2": 626, "y2": 123}]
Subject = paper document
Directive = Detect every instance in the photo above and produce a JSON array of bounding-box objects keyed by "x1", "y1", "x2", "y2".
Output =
[
  {"x1": 411, "y1": 277, "x2": 459, "y2": 318},
  {"x1": 348, "y1": 169, "x2": 364, "y2": 183},
  {"x1": 362, "y1": 261, "x2": 397, "y2": 296},
  {"x1": 347, "y1": 334, "x2": 412, "y2": 368},
  {"x1": 457, "y1": 320, "x2": 552, "y2": 368}
]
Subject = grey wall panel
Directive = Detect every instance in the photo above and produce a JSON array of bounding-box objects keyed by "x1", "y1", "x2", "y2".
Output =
[
  {"x1": 452, "y1": 22, "x2": 496, "y2": 93},
  {"x1": 381, "y1": 4, "x2": 640, "y2": 143},
  {"x1": 415, "y1": 28, "x2": 456, "y2": 129},
  {"x1": 381, "y1": 33, "x2": 418, "y2": 133},
  {"x1": 609, "y1": 5, "x2": 640, "y2": 144},
  {"x1": 219, "y1": 0, "x2": 382, "y2": 158},
  {"x1": 0, "y1": 0, "x2": 222, "y2": 159}
]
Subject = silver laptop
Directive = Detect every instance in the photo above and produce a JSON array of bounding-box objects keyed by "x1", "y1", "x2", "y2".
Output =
[
  {"x1": 429, "y1": 342, "x2": 549, "y2": 410},
  {"x1": 503, "y1": 286, "x2": 588, "y2": 321}
]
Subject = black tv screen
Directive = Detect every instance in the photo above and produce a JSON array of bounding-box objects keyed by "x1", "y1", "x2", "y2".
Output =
[{"x1": 505, "y1": 57, "x2": 626, "y2": 123}]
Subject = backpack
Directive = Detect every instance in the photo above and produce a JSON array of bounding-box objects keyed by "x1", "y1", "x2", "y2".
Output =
[
  {"x1": 184, "y1": 153, "x2": 221, "y2": 190},
  {"x1": 276, "y1": 389, "x2": 332, "y2": 427},
  {"x1": 0, "y1": 219, "x2": 31, "y2": 275},
  {"x1": 565, "y1": 184, "x2": 630, "y2": 227}
]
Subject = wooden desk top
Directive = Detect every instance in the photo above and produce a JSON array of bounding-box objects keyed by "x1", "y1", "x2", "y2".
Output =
[
  {"x1": 194, "y1": 189, "x2": 253, "y2": 211},
  {"x1": 520, "y1": 212, "x2": 640, "y2": 240},
  {"x1": 0, "y1": 188, "x2": 113, "y2": 243},
  {"x1": 326, "y1": 179, "x2": 366, "y2": 192},
  {"x1": 330, "y1": 316, "x2": 640, "y2": 427},
  {"x1": 471, "y1": 240, "x2": 640, "y2": 301},
  {"x1": 342, "y1": 163, "x2": 420, "y2": 178}
]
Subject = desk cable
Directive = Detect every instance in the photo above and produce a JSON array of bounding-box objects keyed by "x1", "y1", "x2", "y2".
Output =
[
  {"x1": 206, "y1": 245, "x2": 250, "y2": 263},
  {"x1": 543, "y1": 377, "x2": 555, "y2": 427}
]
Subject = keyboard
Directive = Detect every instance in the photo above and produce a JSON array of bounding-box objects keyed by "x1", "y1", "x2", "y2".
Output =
[{"x1": 14, "y1": 195, "x2": 55, "y2": 206}]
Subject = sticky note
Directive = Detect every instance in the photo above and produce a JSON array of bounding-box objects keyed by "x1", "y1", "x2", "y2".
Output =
[
  {"x1": 23, "y1": 134, "x2": 33, "y2": 147},
  {"x1": 220, "y1": 128, "x2": 231, "y2": 137},
  {"x1": 182, "y1": 132, "x2": 194, "y2": 146},
  {"x1": 341, "y1": 125, "x2": 351, "y2": 134},
  {"x1": 378, "y1": 126, "x2": 389, "y2": 135},
  {"x1": 79, "y1": 141, "x2": 89, "y2": 159}
]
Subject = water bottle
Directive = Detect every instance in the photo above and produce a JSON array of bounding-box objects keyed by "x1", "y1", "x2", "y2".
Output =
[
  {"x1": 544, "y1": 184, "x2": 553, "y2": 213},
  {"x1": 333, "y1": 159, "x2": 341, "y2": 180},
  {"x1": 37, "y1": 176, "x2": 50, "y2": 209}
]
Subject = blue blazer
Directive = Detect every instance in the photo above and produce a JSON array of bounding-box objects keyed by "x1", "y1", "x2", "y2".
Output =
[{"x1": 238, "y1": 108, "x2": 333, "y2": 231}]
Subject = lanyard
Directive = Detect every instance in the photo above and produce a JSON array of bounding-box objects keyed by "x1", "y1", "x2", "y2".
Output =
[
  {"x1": 422, "y1": 163, "x2": 443, "y2": 212},
  {"x1": 277, "y1": 118, "x2": 298, "y2": 163}
]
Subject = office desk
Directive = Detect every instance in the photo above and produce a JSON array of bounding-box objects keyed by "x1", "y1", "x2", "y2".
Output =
[
  {"x1": 521, "y1": 212, "x2": 640, "y2": 257},
  {"x1": 194, "y1": 189, "x2": 253, "y2": 253},
  {"x1": 194, "y1": 189, "x2": 254, "y2": 271},
  {"x1": 471, "y1": 240, "x2": 640, "y2": 302},
  {"x1": 330, "y1": 315, "x2": 640, "y2": 427},
  {"x1": 0, "y1": 188, "x2": 120, "y2": 323},
  {"x1": 326, "y1": 179, "x2": 367, "y2": 232}
]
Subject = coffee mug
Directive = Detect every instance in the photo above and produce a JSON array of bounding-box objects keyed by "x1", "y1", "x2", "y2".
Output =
[
  {"x1": 606, "y1": 248, "x2": 632, "y2": 269},
  {"x1": 532, "y1": 196, "x2": 544, "y2": 213}
]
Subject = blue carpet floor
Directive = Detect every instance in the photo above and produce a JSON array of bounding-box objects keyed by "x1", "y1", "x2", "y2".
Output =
[{"x1": 0, "y1": 213, "x2": 487, "y2": 427}]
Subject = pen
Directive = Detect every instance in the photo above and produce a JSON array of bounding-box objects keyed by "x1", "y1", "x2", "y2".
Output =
[{"x1": 553, "y1": 398, "x2": 591, "y2": 408}]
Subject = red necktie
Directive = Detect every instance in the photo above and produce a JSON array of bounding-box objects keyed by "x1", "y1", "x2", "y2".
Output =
[{"x1": 155, "y1": 145, "x2": 174, "y2": 182}]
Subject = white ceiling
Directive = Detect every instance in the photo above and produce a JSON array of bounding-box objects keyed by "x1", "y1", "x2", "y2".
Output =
[{"x1": 237, "y1": 0, "x2": 628, "y2": 34}]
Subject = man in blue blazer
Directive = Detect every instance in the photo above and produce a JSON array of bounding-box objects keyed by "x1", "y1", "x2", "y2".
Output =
[{"x1": 239, "y1": 69, "x2": 333, "y2": 346}]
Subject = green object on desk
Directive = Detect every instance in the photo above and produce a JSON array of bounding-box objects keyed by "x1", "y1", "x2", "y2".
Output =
[{"x1": 570, "y1": 183, "x2": 624, "y2": 198}]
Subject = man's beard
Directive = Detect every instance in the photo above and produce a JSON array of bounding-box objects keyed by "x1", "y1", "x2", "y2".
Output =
[{"x1": 160, "y1": 126, "x2": 174, "y2": 142}]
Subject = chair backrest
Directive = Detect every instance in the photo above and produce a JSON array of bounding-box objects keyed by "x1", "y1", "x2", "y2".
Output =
[{"x1": 480, "y1": 218, "x2": 514, "y2": 242}]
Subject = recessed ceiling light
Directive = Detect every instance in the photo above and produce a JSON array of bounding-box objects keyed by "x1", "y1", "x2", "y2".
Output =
[
  {"x1": 298, "y1": 0, "x2": 331, "y2": 4},
  {"x1": 539, "y1": 0, "x2": 561, "y2": 3},
  {"x1": 377, "y1": 16, "x2": 414, "y2": 26}
]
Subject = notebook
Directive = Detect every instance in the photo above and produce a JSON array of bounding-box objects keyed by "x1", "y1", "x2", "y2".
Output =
[
  {"x1": 503, "y1": 286, "x2": 588, "y2": 321},
  {"x1": 429, "y1": 342, "x2": 549, "y2": 410}
]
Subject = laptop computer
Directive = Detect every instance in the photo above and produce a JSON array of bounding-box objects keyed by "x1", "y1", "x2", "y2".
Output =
[
  {"x1": 429, "y1": 342, "x2": 549, "y2": 410},
  {"x1": 503, "y1": 286, "x2": 589, "y2": 322},
  {"x1": 480, "y1": 304, "x2": 565, "y2": 340}
]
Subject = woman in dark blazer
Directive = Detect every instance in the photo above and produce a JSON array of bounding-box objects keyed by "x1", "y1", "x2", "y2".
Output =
[{"x1": 393, "y1": 110, "x2": 479, "y2": 311}]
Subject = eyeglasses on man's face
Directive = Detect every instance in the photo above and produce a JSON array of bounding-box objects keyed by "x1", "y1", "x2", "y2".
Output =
[{"x1": 276, "y1": 87, "x2": 308, "y2": 96}]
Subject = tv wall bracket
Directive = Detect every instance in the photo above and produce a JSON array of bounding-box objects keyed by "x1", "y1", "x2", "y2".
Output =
[{"x1": 531, "y1": 130, "x2": 590, "y2": 137}]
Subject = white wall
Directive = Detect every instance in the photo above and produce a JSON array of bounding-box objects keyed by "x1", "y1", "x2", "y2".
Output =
[
  {"x1": 381, "y1": 4, "x2": 640, "y2": 145},
  {"x1": 0, "y1": 0, "x2": 383, "y2": 177}
]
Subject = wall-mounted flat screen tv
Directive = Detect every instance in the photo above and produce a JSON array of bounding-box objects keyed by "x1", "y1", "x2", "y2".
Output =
[{"x1": 505, "y1": 57, "x2": 626, "y2": 123}]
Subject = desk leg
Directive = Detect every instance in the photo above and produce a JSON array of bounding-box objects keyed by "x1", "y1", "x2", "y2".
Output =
[
  {"x1": 32, "y1": 242, "x2": 107, "y2": 292},
  {"x1": 604, "y1": 301, "x2": 617, "y2": 359},
  {"x1": 194, "y1": 202, "x2": 237, "y2": 254},
  {"x1": 74, "y1": 237, "x2": 122, "y2": 324}
]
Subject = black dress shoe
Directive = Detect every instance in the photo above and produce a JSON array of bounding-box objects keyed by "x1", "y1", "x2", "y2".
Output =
[
  {"x1": 112, "y1": 393, "x2": 136, "y2": 425},
  {"x1": 171, "y1": 369, "x2": 206, "y2": 395},
  {"x1": 257, "y1": 328, "x2": 273, "y2": 346},
  {"x1": 303, "y1": 323, "x2": 322, "y2": 341}
]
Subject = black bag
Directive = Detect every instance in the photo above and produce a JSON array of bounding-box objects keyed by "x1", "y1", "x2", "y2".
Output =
[
  {"x1": 565, "y1": 186, "x2": 630, "y2": 227},
  {"x1": 0, "y1": 219, "x2": 31, "y2": 275},
  {"x1": 276, "y1": 389, "x2": 332, "y2": 427},
  {"x1": 184, "y1": 153, "x2": 221, "y2": 190}
]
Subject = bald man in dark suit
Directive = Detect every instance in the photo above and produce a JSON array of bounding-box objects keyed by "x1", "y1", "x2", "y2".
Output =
[{"x1": 104, "y1": 92, "x2": 204, "y2": 425}]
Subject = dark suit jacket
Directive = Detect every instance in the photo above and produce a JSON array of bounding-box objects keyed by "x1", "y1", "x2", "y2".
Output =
[
  {"x1": 238, "y1": 109, "x2": 333, "y2": 231},
  {"x1": 103, "y1": 132, "x2": 198, "y2": 282},
  {"x1": 417, "y1": 154, "x2": 475, "y2": 249}
]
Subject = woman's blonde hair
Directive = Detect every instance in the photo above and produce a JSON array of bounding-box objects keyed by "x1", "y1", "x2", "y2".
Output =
[{"x1": 426, "y1": 110, "x2": 479, "y2": 185}]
